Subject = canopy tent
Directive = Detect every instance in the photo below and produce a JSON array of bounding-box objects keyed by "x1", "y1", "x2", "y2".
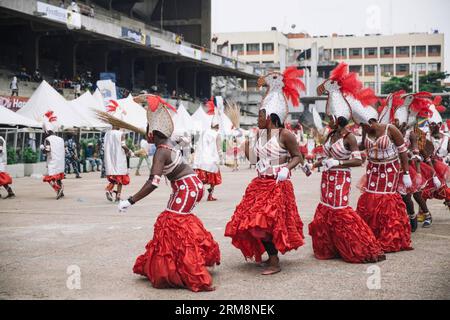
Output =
[
  {"x1": 0, "y1": 105, "x2": 41, "y2": 128},
  {"x1": 191, "y1": 105, "x2": 212, "y2": 132},
  {"x1": 116, "y1": 94, "x2": 147, "y2": 130},
  {"x1": 17, "y1": 80, "x2": 90, "y2": 130},
  {"x1": 67, "y1": 92, "x2": 109, "y2": 129},
  {"x1": 92, "y1": 89, "x2": 106, "y2": 109},
  {"x1": 171, "y1": 103, "x2": 194, "y2": 136}
]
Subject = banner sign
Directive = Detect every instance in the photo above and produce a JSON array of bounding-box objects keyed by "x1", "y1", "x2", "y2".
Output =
[
  {"x1": 96, "y1": 80, "x2": 117, "y2": 107},
  {"x1": 178, "y1": 45, "x2": 202, "y2": 61},
  {"x1": 36, "y1": 2, "x2": 81, "y2": 29},
  {"x1": 222, "y1": 57, "x2": 237, "y2": 69},
  {"x1": 0, "y1": 96, "x2": 29, "y2": 112},
  {"x1": 100, "y1": 72, "x2": 116, "y2": 83},
  {"x1": 121, "y1": 27, "x2": 150, "y2": 46}
]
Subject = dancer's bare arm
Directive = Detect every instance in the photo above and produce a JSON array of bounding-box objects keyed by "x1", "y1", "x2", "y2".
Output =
[
  {"x1": 130, "y1": 149, "x2": 167, "y2": 203},
  {"x1": 281, "y1": 129, "x2": 303, "y2": 170}
]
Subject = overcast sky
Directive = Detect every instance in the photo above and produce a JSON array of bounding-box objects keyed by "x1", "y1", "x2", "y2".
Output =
[{"x1": 212, "y1": 0, "x2": 450, "y2": 79}]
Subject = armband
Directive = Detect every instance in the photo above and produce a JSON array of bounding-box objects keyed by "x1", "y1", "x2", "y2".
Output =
[
  {"x1": 397, "y1": 143, "x2": 407, "y2": 154},
  {"x1": 151, "y1": 175, "x2": 161, "y2": 187}
]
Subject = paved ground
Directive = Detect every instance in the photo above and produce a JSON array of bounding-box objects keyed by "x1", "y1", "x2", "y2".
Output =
[{"x1": 0, "y1": 166, "x2": 449, "y2": 300}]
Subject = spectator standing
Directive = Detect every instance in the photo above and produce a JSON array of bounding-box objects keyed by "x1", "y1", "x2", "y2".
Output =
[
  {"x1": 74, "y1": 83, "x2": 81, "y2": 98},
  {"x1": 86, "y1": 142, "x2": 102, "y2": 172},
  {"x1": 97, "y1": 134, "x2": 106, "y2": 178},
  {"x1": 65, "y1": 134, "x2": 81, "y2": 178},
  {"x1": 10, "y1": 76, "x2": 19, "y2": 96},
  {"x1": 135, "y1": 138, "x2": 152, "y2": 176}
]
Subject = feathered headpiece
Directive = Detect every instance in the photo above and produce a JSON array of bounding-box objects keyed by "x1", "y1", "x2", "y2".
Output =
[
  {"x1": 378, "y1": 90, "x2": 406, "y2": 124},
  {"x1": 106, "y1": 99, "x2": 126, "y2": 120},
  {"x1": 43, "y1": 110, "x2": 58, "y2": 132},
  {"x1": 329, "y1": 63, "x2": 362, "y2": 99},
  {"x1": 428, "y1": 94, "x2": 445, "y2": 124},
  {"x1": 258, "y1": 66, "x2": 305, "y2": 124},
  {"x1": 282, "y1": 67, "x2": 305, "y2": 107}
]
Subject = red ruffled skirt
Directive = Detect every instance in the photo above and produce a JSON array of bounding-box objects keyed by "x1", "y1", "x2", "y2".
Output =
[
  {"x1": 194, "y1": 169, "x2": 222, "y2": 186},
  {"x1": 422, "y1": 160, "x2": 450, "y2": 201},
  {"x1": 224, "y1": 177, "x2": 304, "y2": 262},
  {"x1": 397, "y1": 164, "x2": 422, "y2": 195},
  {"x1": 43, "y1": 172, "x2": 65, "y2": 183},
  {"x1": 357, "y1": 192, "x2": 412, "y2": 253},
  {"x1": 133, "y1": 210, "x2": 220, "y2": 292},
  {"x1": 309, "y1": 203, "x2": 385, "y2": 263},
  {"x1": 0, "y1": 172, "x2": 12, "y2": 186},
  {"x1": 107, "y1": 174, "x2": 130, "y2": 185}
]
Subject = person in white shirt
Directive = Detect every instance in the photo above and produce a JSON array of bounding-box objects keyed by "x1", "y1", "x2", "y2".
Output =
[
  {"x1": 0, "y1": 136, "x2": 15, "y2": 199},
  {"x1": 40, "y1": 111, "x2": 66, "y2": 200},
  {"x1": 10, "y1": 76, "x2": 18, "y2": 96},
  {"x1": 135, "y1": 138, "x2": 152, "y2": 176}
]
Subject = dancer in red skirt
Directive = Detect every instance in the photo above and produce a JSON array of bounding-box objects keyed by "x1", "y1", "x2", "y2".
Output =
[
  {"x1": 193, "y1": 96, "x2": 223, "y2": 201},
  {"x1": 379, "y1": 91, "x2": 435, "y2": 230},
  {"x1": 103, "y1": 100, "x2": 132, "y2": 202},
  {"x1": 423, "y1": 99, "x2": 450, "y2": 213},
  {"x1": 309, "y1": 66, "x2": 385, "y2": 263},
  {"x1": 40, "y1": 111, "x2": 65, "y2": 200},
  {"x1": 101, "y1": 95, "x2": 220, "y2": 292},
  {"x1": 346, "y1": 81, "x2": 413, "y2": 252},
  {"x1": 0, "y1": 136, "x2": 15, "y2": 199},
  {"x1": 225, "y1": 67, "x2": 309, "y2": 275}
]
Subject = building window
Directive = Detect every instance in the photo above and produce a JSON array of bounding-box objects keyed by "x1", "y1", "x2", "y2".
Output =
[
  {"x1": 413, "y1": 46, "x2": 426, "y2": 57},
  {"x1": 321, "y1": 49, "x2": 332, "y2": 61},
  {"x1": 333, "y1": 48, "x2": 347, "y2": 59},
  {"x1": 364, "y1": 65, "x2": 376, "y2": 76},
  {"x1": 380, "y1": 64, "x2": 394, "y2": 76},
  {"x1": 349, "y1": 48, "x2": 362, "y2": 59},
  {"x1": 364, "y1": 47, "x2": 378, "y2": 58},
  {"x1": 231, "y1": 44, "x2": 244, "y2": 55},
  {"x1": 364, "y1": 82, "x2": 376, "y2": 90},
  {"x1": 246, "y1": 43, "x2": 260, "y2": 55},
  {"x1": 414, "y1": 63, "x2": 426, "y2": 74},
  {"x1": 262, "y1": 43, "x2": 274, "y2": 54},
  {"x1": 428, "y1": 63, "x2": 441, "y2": 72},
  {"x1": 428, "y1": 45, "x2": 441, "y2": 56},
  {"x1": 349, "y1": 65, "x2": 362, "y2": 75},
  {"x1": 380, "y1": 47, "x2": 394, "y2": 58},
  {"x1": 396, "y1": 64, "x2": 410, "y2": 75},
  {"x1": 396, "y1": 46, "x2": 410, "y2": 57}
]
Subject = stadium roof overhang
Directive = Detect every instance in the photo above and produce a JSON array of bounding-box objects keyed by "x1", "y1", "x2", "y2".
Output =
[{"x1": 0, "y1": 0, "x2": 258, "y2": 79}]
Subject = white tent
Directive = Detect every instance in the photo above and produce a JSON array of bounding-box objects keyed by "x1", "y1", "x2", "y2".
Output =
[
  {"x1": 92, "y1": 89, "x2": 105, "y2": 110},
  {"x1": 67, "y1": 91, "x2": 109, "y2": 129},
  {"x1": 0, "y1": 105, "x2": 41, "y2": 127},
  {"x1": 172, "y1": 103, "x2": 194, "y2": 135},
  {"x1": 116, "y1": 94, "x2": 147, "y2": 130},
  {"x1": 191, "y1": 105, "x2": 212, "y2": 132},
  {"x1": 17, "y1": 80, "x2": 90, "y2": 129}
]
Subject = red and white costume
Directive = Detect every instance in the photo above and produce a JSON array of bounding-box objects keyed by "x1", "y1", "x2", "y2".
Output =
[
  {"x1": 104, "y1": 101, "x2": 130, "y2": 186},
  {"x1": 356, "y1": 124, "x2": 412, "y2": 252},
  {"x1": 193, "y1": 96, "x2": 223, "y2": 187},
  {"x1": 104, "y1": 129, "x2": 130, "y2": 186},
  {"x1": 309, "y1": 63, "x2": 384, "y2": 263},
  {"x1": 132, "y1": 96, "x2": 220, "y2": 292},
  {"x1": 225, "y1": 67, "x2": 306, "y2": 262},
  {"x1": 0, "y1": 136, "x2": 13, "y2": 187},
  {"x1": 42, "y1": 112, "x2": 65, "y2": 190}
]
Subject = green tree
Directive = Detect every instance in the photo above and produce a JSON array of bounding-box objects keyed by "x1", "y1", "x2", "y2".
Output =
[{"x1": 381, "y1": 71, "x2": 449, "y2": 94}]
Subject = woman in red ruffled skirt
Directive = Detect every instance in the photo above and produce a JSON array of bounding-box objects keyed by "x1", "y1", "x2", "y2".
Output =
[
  {"x1": 309, "y1": 116, "x2": 385, "y2": 263},
  {"x1": 356, "y1": 123, "x2": 413, "y2": 253},
  {"x1": 112, "y1": 95, "x2": 220, "y2": 292},
  {"x1": 225, "y1": 66, "x2": 309, "y2": 275}
]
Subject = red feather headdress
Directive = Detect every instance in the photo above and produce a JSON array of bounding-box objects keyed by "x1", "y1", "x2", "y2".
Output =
[
  {"x1": 106, "y1": 100, "x2": 119, "y2": 113},
  {"x1": 409, "y1": 92, "x2": 433, "y2": 118},
  {"x1": 329, "y1": 62, "x2": 362, "y2": 99},
  {"x1": 146, "y1": 96, "x2": 177, "y2": 113},
  {"x1": 388, "y1": 90, "x2": 407, "y2": 120},
  {"x1": 355, "y1": 87, "x2": 378, "y2": 107},
  {"x1": 44, "y1": 110, "x2": 57, "y2": 122},
  {"x1": 282, "y1": 66, "x2": 305, "y2": 107},
  {"x1": 206, "y1": 96, "x2": 215, "y2": 115},
  {"x1": 432, "y1": 95, "x2": 446, "y2": 113}
]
